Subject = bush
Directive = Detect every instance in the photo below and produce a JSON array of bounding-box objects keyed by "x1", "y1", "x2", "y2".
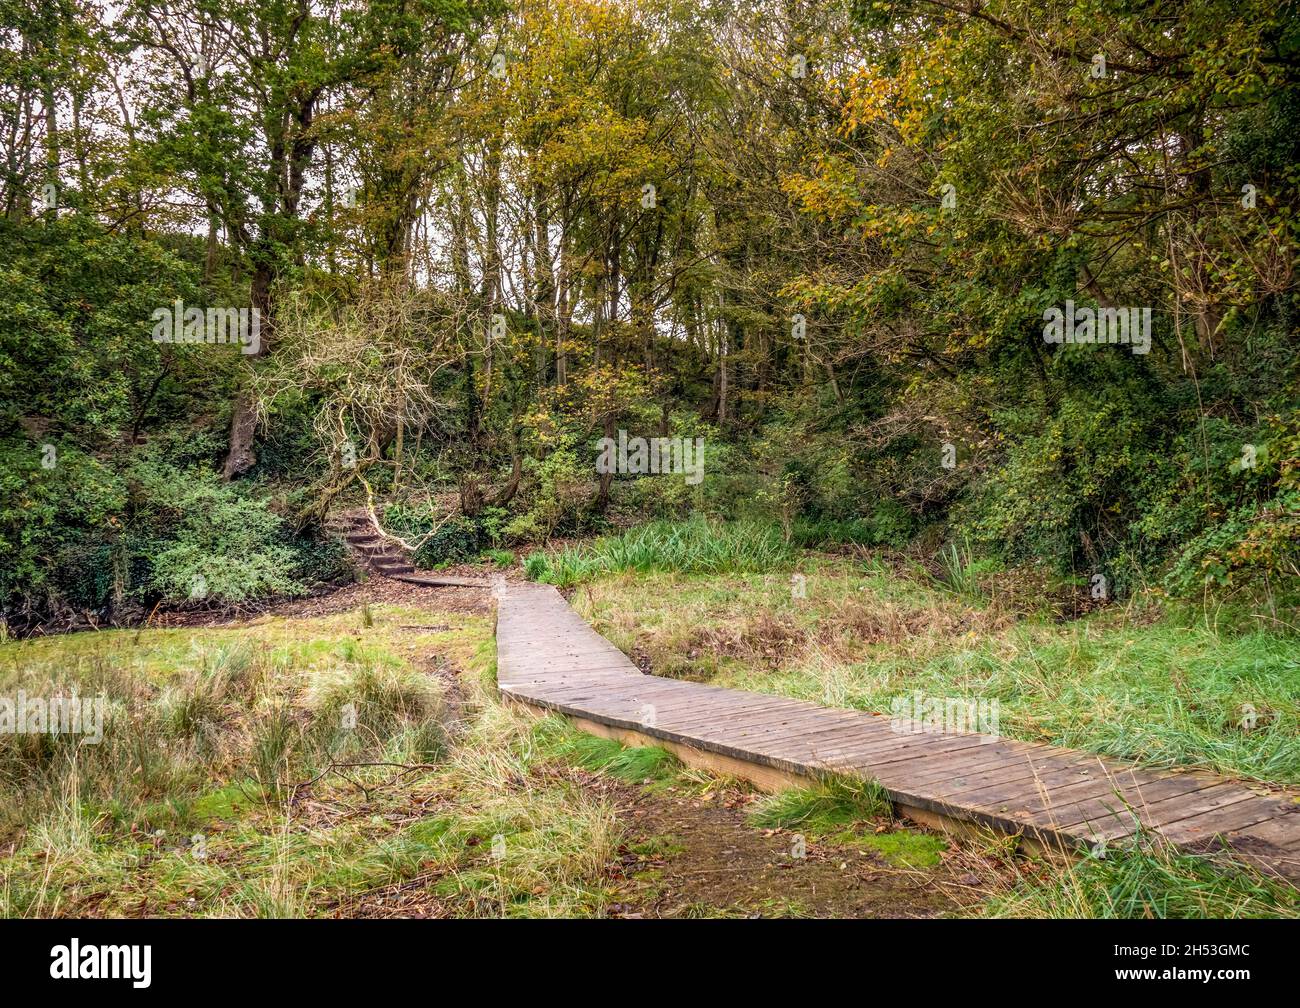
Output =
[
  {"x1": 382, "y1": 504, "x2": 483, "y2": 568},
  {"x1": 285, "y1": 531, "x2": 357, "y2": 590},
  {"x1": 504, "y1": 447, "x2": 590, "y2": 543},
  {"x1": 141, "y1": 470, "x2": 304, "y2": 607},
  {"x1": 523, "y1": 552, "x2": 552, "y2": 581},
  {"x1": 790, "y1": 499, "x2": 914, "y2": 549},
  {"x1": 0, "y1": 438, "x2": 128, "y2": 620},
  {"x1": 410, "y1": 516, "x2": 481, "y2": 569},
  {"x1": 0, "y1": 442, "x2": 316, "y2": 622}
]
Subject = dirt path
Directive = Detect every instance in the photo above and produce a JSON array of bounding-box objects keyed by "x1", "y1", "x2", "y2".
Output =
[
  {"x1": 147, "y1": 571, "x2": 494, "y2": 628},
  {"x1": 545, "y1": 766, "x2": 995, "y2": 918}
]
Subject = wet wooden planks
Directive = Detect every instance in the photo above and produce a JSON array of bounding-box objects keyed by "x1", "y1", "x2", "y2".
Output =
[{"x1": 495, "y1": 582, "x2": 1300, "y2": 881}]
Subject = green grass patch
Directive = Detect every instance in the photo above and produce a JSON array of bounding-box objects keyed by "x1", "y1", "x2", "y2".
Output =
[
  {"x1": 190, "y1": 782, "x2": 257, "y2": 823},
  {"x1": 0, "y1": 606, "x2": 626, "y2": 919},
  {"x1": 748, "y1": 778, "x2": 947, "y2": 868},
  {"x1": 748, "y1": 776, "x2": 892, "y2": 833},
  {"x1": 525, "y1": 517, "x2": 794, "y2": 587},
  {"x1": 626, "y1": 835, "x2": 686, "y2": 858},
  {"x1": 575, "y1": 568, "x2": 1300, "y2": 784},
  {"x1": 858, "y1": 830, "x2": 947, "y2": 868},
  {"x1": 551, "y1": 732, "x2": 680, "y2": 783}
]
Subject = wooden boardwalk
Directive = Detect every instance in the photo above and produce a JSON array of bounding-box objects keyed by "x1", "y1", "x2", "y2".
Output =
[{"x1": 495, "y1": 581, "x2": 1300, "y2": 882}]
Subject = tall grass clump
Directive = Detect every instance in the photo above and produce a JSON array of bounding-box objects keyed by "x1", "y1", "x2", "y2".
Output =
[
  {"x1": 988, "y1": 837, "x2": 1300, "y2": 919},
  {"x1": 748, "y1": 775, "x2": 893, "y2": 833},
  {"x1": 525, "y1": 517, "x2": 793, "y2": 587},
  {"x1": 549, "y1": 732, "x2": 680, "y2": 783}
]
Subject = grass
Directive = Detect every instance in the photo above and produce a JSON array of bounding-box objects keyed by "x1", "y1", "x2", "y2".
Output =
[
  {"x1": 0, "y1": 606, "x2": 624, "y2": 918},
  {"x1": 988, "y1": 836, "x2": 1300, "y2": 919},
  {"x1": 747, "y1": 776, "x2": 947, "y2": 868},
  {"x1": 478, "y1": 549, "x2": 515, "y2": 569},
  {"x1": 549, "y1": 733, "x2": 681, "y2": 784},
  {"x1": 573, "y1": 565, "x2": 1300, "y2": 784},
  {"x1": 748, "y1": 775, "x2": 892, "y2": 832},
  {"x1": 560, "y1": 549, "x2": 1299, "y2": 914},
  {"x1": 5, "y1": 544, "x2": 1294, "y2": 918},
  {"x1": 524, "y1": 517, "x2": 793, "y2": 587}
]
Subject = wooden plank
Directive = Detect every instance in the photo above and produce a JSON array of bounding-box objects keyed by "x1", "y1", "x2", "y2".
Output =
[
  {"x1": 680, "y1": 704, "x2": 857, "y2": 738},
  {"x1": 1017, "y1": 773, "x2": 1210, "y2": 838},
  {"x1": 1043, "y1": 772, "x2": 1224, "y2": 833},
  {"x1": 757, "y1": 717, "x2": 899, "y2": 755},
  {"x1": 865, "y1": 741, "x2": 1044, "y2": 787},
  {"x1": 1110, "y1": 783, "x2": 1261, "y2": 836},
  {"x1": 1214, "y1": 815, "x2": 1300, "y2": 855},
  {"x1": 925, "y1": 751, "x2": 1107, "y2": 804},
  {"x1": 930, "y1": 758, "x2": 1121, "y2": 818},
  {"x1": 490, "y1": 579, "x2": 1300, "y2": 884},
  {"x1": 501, "y1": 676, "x2": 650, "y2": 691},
  {"x1": 395, "y1": 574, "x2": 490, "y2": 588},
  {"x1": 894, "y1": 743, "x2": 1057, "y2": 788},
  {"x1": 654, "y1": 699, "x2": 812, "y2": 732},
  {"x1": 1156, "y1": 796, "x2": 1289, "y2": 846},
  {"x1": 813, "y1": 735, "x2": 995, "y2": 778},
  {"x1": 786, "y1": 723, "x2": 981, "y2": 766},
  {"x1": 695, "y1": 711, "x2": 887, "y2": 750},
  {"x1": 498, "y1": 646, "x2": 633, "y2": 665}
]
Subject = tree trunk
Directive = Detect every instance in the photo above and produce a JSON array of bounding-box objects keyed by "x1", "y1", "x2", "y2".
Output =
[
  {"x1": 596, "y1": 413, "x2": 616, "y2": 513},
  {"x1": 220, "y1": 261, "x2": 272, "y2": 479}
]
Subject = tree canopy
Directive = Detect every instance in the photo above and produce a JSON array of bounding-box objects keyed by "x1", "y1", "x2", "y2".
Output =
[{"x1": 1, "y1": 0, "x2": 1296, "y2": 626}]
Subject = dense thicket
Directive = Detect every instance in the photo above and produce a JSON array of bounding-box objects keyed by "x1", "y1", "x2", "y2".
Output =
[{"x1": 2, "y1": 0, "x2": 1296, "y2": 627}]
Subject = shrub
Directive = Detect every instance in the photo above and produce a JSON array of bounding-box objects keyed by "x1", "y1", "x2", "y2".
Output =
[
  {"x1": 409, "y1": 516, "x2": 481, "y2": 569},
  {"x1": 284, "y1": 531, "x2": 358, "y2": 590},
  {"x1": 133, "y1": 462, "x2": 304, "y2": 607},
  {"x1": 505, "y1": 447, "x2": 590, "y2": 544}
]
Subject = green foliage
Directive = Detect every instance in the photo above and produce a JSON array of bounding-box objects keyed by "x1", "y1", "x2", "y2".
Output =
[
  {"x1": 0, "y1": 436, "x2": 352, "y2": 622},
  {"x1": 383, "y1": 503, "x2": 491, "y2": 569},
  {"x1": 523, "y1": 552, "x2": 551, "y2": 581},
  {"x1": 789, "y1": 503, "x2": 914, "y2": 550},
  {"x1": 284, "y1": 531, "x2": 358, "y2": 591},
  {"x1": 551, "y1": 733, "x2": 680, "y2": 783},
  {"x1": 134, "y1": 465, "x2": 305, "y2": 607},
  {"x1": 412, "y1": 518, "x2": 481, "y2": 569},
  {"x1": 4, "y1": 0, "x2": 1298, "y2": 630},
  {"x1": 504, "y1": 446, "x2": 590, "y2": 544},
  {"x1": 528, "y1": 518, "x2": 795, "y2": 587}
]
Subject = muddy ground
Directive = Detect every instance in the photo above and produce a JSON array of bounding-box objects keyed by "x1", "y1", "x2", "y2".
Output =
[{"x1": 577, "y1": 769, "x2": 998, "y2": 918}]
